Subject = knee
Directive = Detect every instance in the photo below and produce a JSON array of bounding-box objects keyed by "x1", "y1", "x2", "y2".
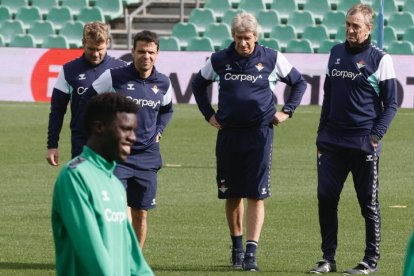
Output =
[{"x1": 131, "y1": 208, "x2": 148, "y2": 221}]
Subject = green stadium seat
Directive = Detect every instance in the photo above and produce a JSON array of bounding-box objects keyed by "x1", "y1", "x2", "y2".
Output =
[
  {"x1": 387, "y1": 12, "x2": 414, "y2": 36},
  {"x1": 322, "y1": 11, "x2": 346, "y2": 38},
  {"x1": 372, "y1": 26, "x2": 397, "y2": 49},
  {"x1": 60, "y1": 0, "x2": 89, "y2": 17},
  {"x1": 46, "y1": 6, "x2": 73, "y2": 31},
  {"x1": 204, "y1": 23, "x2": 232, "y2": 50},
  {"x1": 372, "y1": 0, "x2": 398, "y2": 21},
  {"x1": 171, "y1": 22, "x2": 198, "y2": 50},
  {"x1": 270, "y1": 0, "x2": 297, "y2": 23},
  {"x1": 270, "y1": 25, "x2": 297, "y2": 49},
  {"x1": 59, "y1": 21, "x2": 84, "y2": 48},
  {"x1": 15, "y1": 6, "x2": 42, "y2": 30},
  {"x1": 9, "y1": 33, "x2": 36, "y2": 48},
  {"x1": 159, "y1": 36, "x2": 180, "y2": 51},
  {"x1": 335, "y1": 25, "x2": 346, "y2": 41},
  {"x1": 188, "y1": 8, "x2": 216, "y2": 35},
  {"x1": 1, "y1": 0, "x2": 28, "y2": 16},
  {"x1": 238, "y1": 0, "x2": 266, "y2": 16},
  {"x1": 222, "y1": 9, "x2": 245, "y2": 28},
  {"x1": 77, "y1": 7, "x2": 105, "y2": 23},
  {"x1": 0, "y1": 34, "x2": 4, "y2": 47},
  {"x1": 287, "y1": 10, "x2": 315, "y2": 35},
  {"x1": 28, "y1": 20, "x2": 55, "y2": 47},
  {"x1": 42, "y1": 34, "x2": 69, "y2": 48},
  {"x1": 0, "y1": 7, "x2": 12, "y2": 28},
  {"x1": 336, "y1": 0, "x2": 362, "y2": 13},
  {"x1": 204, "y1": 0, "x2": 231, "y2": 20},
  {"x1": 304, "y1": 0, "x2": 331, "y2": 23},
  {"x1": 387, "y1": 40, "x2": 414, "y2": 54},
  {"x1": 403, "y1": 26, "x2": 414, "y2": 44},
  {"x1": 31, "y1": 0, "x2": 59, "y2": 16},
  {"x1": 0, "y1": 20, "x2": 25, "y2": 45},
  {"x1": 187, "y1": 37, "x2": 215, "y2": 51},
  {"x1": 286, "y1": 39, "x2": 313, "y2": 53},
  {"x1": 94, "y1": 0, "x2": 123, "y2": 20},
  {"x1": 317, "y1": 39, "x2": 341, "y2": 53},
  {"x1": 402, "y1": 0, "x2": 414, "y2": 13},
  {"x1": 230, "y1": 0, "x2": 241, "y2": 8},
  {"x1": 258, "y1": 38, "x2": 280, "y2": 50},
  {"x1": 123, "y1": 0, "x2": 141, "y2": 5},
  {"x1": 220, "y1": 37, "x2": 234, "y2": 50},
  {"x1": 302, "y1": 25, "x2": 329, "y2": 50},
  {"x1": 256, "y1": 9, "x2": 280, "y2": 38}
]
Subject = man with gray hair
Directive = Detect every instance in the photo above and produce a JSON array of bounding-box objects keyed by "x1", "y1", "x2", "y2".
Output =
[{"x1": 192, "y1": 12, "x2": 307, "y2": 271}]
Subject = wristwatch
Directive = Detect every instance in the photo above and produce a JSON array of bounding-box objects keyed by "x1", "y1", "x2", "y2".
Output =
[{"x1": 282, "y1": 108, "x2": 293, "y2": 118}]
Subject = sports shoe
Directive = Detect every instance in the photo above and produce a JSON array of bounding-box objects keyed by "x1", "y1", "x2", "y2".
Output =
[
  {"x1": 242, "y1": 252, "x2": 259, "y2": 272},
  {"x1": 343, "y1": 261, "x2": 378, "y2": 275},
  {"x1": 231, "y1": 248, "x2": 244, "y2": 269},
  {"x1": 309, "y1": 259, "x2": 337, "y2": 274}
]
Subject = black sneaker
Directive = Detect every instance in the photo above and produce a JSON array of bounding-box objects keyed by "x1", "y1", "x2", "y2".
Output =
[
  {"x1": 309, "y1": 259, "x2": 337, "y2": 274},
  {"x1": 242, "y1": 253, "x2": 259, "y2": 272},
  {"x1": 231, "y1": 248, "x2": 244, "y2": 269},
  {"x1": 343, "y1": 261, "x2": 378, "y2": 275}
]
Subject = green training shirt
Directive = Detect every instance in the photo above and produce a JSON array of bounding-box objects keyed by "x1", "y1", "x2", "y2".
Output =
[{"x1": 52, "y1": 146, "x2": 153, "y2": 276}]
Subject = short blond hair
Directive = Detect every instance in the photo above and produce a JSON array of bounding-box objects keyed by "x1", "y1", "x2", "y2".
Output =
[
  {"x1": 231, "y1": 12, "x2": 260, "y2": 37},
  {"x1": 83, "y1": 21, "x2": 110, "y2": 44}
]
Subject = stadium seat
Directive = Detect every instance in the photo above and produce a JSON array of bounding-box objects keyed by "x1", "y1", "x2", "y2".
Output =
[
  {"x1": 9, "y1": 33, "x2": 36, "y2": 48},
  {"x1": 372, "y1": 26, "x2": 397, "y2": 49},
  {"x1": 372, "y1": 0, "x2": 398, "y2": 21},
  {"x1": 94, "y1": 0, "x2": 123, "y2": 21},
  {"x1": 317, "y1": 39, "x2": 341, "y2": 53},
  {"x1": 256, "y1": 9, "x2": 280, "y2": 38},
  {"x1": 238, "y1": 0, "x2": 266, "y2": 16},
  {"x1": 321, "y1": 10, "x2": 346, "y2": 38},
  {"x1": 304, "y1": 0, "x2": 331, "y2": 23},
  {"x1": 302, "y1": 25, "x2": 329, "y2": 50},
  {"x1": 0, "y1": 34, "x2": 5, "y2": 47},
  {"x1": 42, "y1": 34, "x2": 69, "y2": 48},
  {"x1": 159, "y1": 36, "x2": 180, "y2": 51},
  {"x1": 60, "y1": 0, "x2": 89, "y2": 17},
  {"x1": 270, "y1": 0, "x2": 297, "y2": 23},
  {"x1": 270, "y1": 25, "x2": 297, "y2": 49},
  {"x1": 0, "y1": 20, "x2": 25, "y2": 45},
  {"x1": 30, "y1": 0, "x2": 59, "y2": 16},
  {"x1": 77, "y1": 7, "x2": 105, "y2": 23},
  {"x1": 387, "y1": 40, "x2": 414, "y2": 54},
  {"x1": 335, "y1": 25, "x2": 346, "y2": 41},
  {"x1": 336, "y1": 0, "x2": 362, "y2": 13},
  {"x1": 188, "y1": 8, "x2": 216, "y2": 35},
  {"x1": 204, "y1": 0, "x2": 232, "y2": 21},
  {"x1": 402, "y1": 0, "x2": 414, "y2": 13},
  {"x1": 403, "y1": 26, "x2": 414, "y2": 44},
  {"x1": 46, "y1": 6, "x2": 73, "y2": 31},
  {"x1": 15, "y1": 6, "x2": 42, "y2": 31},
  {"x1": 258, "y1": 38, "x2": 280, "y2": 50},
  {"x1": 186, "y1": 37, "x2": 215, "y2": 51},
  {"x1": 221, "y1": 9, "x2": 244, "y2": 27},
  {"x1": 0, "y1": 7, "x2": 12, "y2": 28},
  {"x1": 1, "y1": 0, "x2": 28, "y2": 16},
  {"x1": 287, "y1": 10, "x2": 315, "y2": 35},
  {"x1": 220, "y1": 37, "x2": 234, "y2": 50},
  {"x1": 387, "y1": 12, "x2": 414, "y2": 36},
  {"x1": 123, "y1": 0, "x2": 141, "y2": 5},
  {"x1": 59, "y1": 21, "x2": 84, "y2": 48},
  {"x1": 204, "y1": 23, "x2": 232, "y2": 50},
  {"x1": 171, "y1": 22, "x2": 198, "y2": 50},
  {"x1": 28, "y1": 20, "x2": 55, "y2": 47},
  {"x1": 286, "y1": 39, "x2": 313, "y2": 53}
]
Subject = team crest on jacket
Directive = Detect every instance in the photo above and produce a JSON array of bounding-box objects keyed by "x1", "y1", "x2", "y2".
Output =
[
  {"x1": 255, "y1": 63, "x2": 264, "y2": 72},
  {"x1": 357, "y1": 60, "x2": 366, "y2": 69},
  {"x1": 151, "y1": 85, "x2": 159, "y2": 94}
]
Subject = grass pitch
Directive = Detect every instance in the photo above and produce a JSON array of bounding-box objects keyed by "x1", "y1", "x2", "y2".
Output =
[{"x1": 0, "y1": 102, "x2": 413, "y2": 275}]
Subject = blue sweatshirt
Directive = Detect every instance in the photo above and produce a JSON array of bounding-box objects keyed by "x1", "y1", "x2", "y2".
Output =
[
  {"x1": 47, "y1": 54, "x2": 126, "y2": 151},
  {"x1": 318, "y1": 40, "x2": 397, "y2": 140},
  {"x1": 83, "y1": 63, "x2": 173, "y2": 150},
  {"x1": 192, "y1": 42, "x2": 307, "y2": 129}
]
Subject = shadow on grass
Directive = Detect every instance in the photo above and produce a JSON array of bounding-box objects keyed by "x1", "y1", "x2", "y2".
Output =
[
  {"x1": 152, "y1": 264, "x2": 309, "y2": 274},
  {"x1": 0, "y1": 262, "x2": 55, "y2": 270}
]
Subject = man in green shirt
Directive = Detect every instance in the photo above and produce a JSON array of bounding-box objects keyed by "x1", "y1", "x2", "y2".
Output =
[
  {"x1": 51, "y1": 93, "x2": 153, "y2": 275},
  {"x1": 404, "y1": 232, "x2": 414, "y2": 276}
]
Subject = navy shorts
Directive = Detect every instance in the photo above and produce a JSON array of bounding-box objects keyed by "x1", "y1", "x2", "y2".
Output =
[
  {"x1": 216, "y1": 124, "x2": 273, "y2": 199},
  {"x1": 114, "y1": 143, "x2": 162, "y2": 210}
]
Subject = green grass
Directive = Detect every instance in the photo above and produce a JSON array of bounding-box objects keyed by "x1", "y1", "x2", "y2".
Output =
[{"x1": 0, "y1": 102, "x2": 413, "y2": 275}]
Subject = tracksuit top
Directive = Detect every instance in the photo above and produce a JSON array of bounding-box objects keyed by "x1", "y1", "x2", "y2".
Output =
[
  {"x1": 51, "y1": 146, "x2": 153, "y2": 276},
  {"x1": 47, "y1": 54, "x2": 126, "y2": 149},
  {"x1": 87, "y1": 63, "x2": 173, "y2": 150},
  {"x1": 318, "y1": 39, "x2": 398, "y2": 140},
  {"x1": 192, "y1": 42, "x2": 307, "y2": 129}
]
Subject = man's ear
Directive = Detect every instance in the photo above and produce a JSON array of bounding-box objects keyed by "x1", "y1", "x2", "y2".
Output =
[{"x1": 92, "y1": 121, "x2": 105, "y2": 135}]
